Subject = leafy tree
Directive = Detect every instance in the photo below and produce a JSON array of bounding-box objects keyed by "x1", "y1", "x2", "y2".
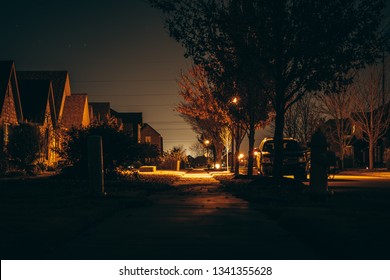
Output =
[
  {"x1": 176, "y1": 65, "x2": 230, "y2": 167},
  {"x1": 159, "y1": 145, "x2": 187, "y2": 170},
  {"x1": 169, "y1": 145, "x2": 187, "y2": 162},
  {"x1": 138, "y1": 143, "x2": 160, "y2": 164},
  {"x1": 58, "y1": 124, "x2": 158, "y2": 176},
  {"x1": 151, "y1": 0, "x2": 386, "y2": 178}
]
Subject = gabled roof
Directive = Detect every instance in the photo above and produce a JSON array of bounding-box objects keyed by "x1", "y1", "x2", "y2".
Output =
[
  {"x1": 0, "y1": 61, "x2": 23, "y2": 122},
  {"x1": 89, "y1": 102, "x2": 111, "y2": 122},
  {"x1": 141, "y1": 123, "x2": 161, "y2": 136},
  {"x1": 17, "y1": 71, "x2": 70, "y2": 121},
  {"x1": 110, "y1": 109, "x2": 142, "y2": 124},
  {"x1": 18, "y1": 80, "x2": 56, "y2": 125},
  {"x1": 62, "y1": 94, "x2": 89, "y2": 129}
]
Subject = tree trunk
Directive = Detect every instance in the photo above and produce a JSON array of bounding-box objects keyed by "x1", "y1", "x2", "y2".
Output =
[
  {"x1": 247, "y1": 115, "x2": 255, "y2": 176},
  {"x1": 231, "y1": 127, "x2": 235, "y2": 172},
  {"x1": 215, "y1": 144, "x2": 223, "y2": 168},
  {"x1": 234, "y1": 127, "x2": 241, "y2": 176},
  {"x1": 273, "y1": 108, "x2": 285, "y2": 179},
  {"x1": 226, "y1": 144, "x2": 229, "y2": 171},
  {"x1": 369, "y1": 141, "x2": 374, "y2": 170}
]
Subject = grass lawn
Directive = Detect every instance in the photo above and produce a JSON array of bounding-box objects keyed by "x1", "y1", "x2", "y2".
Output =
[
  {"x1": 0, "y1": 173, "x2": 181, "y2": 259},
  {"x1": 219, "y1": 176, "x2": 390, "y2": 259}
]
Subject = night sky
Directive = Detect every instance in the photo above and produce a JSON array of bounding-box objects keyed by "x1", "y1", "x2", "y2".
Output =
[{"x1": 0, "y1": 0, "x2": 200, "y2": 153}]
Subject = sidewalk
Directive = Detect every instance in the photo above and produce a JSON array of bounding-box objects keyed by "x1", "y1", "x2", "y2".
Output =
[
  {"x1": 339, "y1": 168, "x2": 390, "y2": 178},
  {"x1": 48, "y1": 169, "x2": 316, "y2": 259}
]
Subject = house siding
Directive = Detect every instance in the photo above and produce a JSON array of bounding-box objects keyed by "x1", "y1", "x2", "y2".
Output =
[
  {"x1": 0, "y1": 83, "x2": 18, "y2": 125},
  {"x1": 141, "y1": 124, "x2": 163, "y2": 152},
  {"x1": 58, "y1": 75, "x2": 71, "y2": 122},
  {"x1": 81, "y1": 100, "x2": 90, "y2": 127},
  {"x1": 39, "y1": 98, "x2": 56, "y2": 166}
]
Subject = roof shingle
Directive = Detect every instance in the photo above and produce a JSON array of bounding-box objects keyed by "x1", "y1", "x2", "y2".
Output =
[
  {"x1": 62, "y1": 94, "x2": 89, "y2": 128},
  {"x1": 17, "y1": 71, "x2": 70, "y2": 121}
]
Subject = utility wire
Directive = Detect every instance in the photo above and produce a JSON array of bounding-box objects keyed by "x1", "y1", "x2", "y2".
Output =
[
  {"x1": 88, "y1": 93, "x2": 178, "y2": 96},
  {"x1": 73, "y1": 79, "x2": 175, "y2": 83}
]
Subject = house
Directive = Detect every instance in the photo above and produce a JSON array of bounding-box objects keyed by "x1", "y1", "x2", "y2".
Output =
[
  {"x1": 110, "y1": 110, "x2": 142, "y2": 143},
  {"x1": 89, "y1": 102, "x2": 111, "y2": 124},
  {"x1": 61, "y1": 93, "x2": 90, "y2": 129},
  {"x1": 18, "y1": 79, "x2": 57, "y2": 166},
  {"x1": 351, "y1": 102, "x2": 390, "y2": 167},
  {"x1": 89, "y1": 102, "x2": 124, "y2": 129},
  {"x1": 323, "y1": 102, "x2": 390, "y2": 168},
  {"x1": 141, "y1": 123, "x2": 163, "y2": 153},
  {"x1": 0, "y1": 61, "x2": 23, "y2": 144},
  {"x1": 17, "y1": 71, "x2": 71, "y2": 126},
  {"x1": 88, "y1": 104, "x2": 143, "y2": 142}
]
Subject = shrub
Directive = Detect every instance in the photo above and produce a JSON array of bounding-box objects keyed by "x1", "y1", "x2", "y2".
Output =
[
  {"x1": 157, "y1": 146, "x2": 187, "y2": 170},
  {"x1": 0, "y1": 127, "x2": 8, "y2": 175},
  {"x1": 7, "y1": 123, "x2": 41, "y2": 172},
  {"x1": 58, "y1": 124, "x2": 160, "y2": 177}
]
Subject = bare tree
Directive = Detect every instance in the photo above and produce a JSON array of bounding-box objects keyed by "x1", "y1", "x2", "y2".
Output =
[
  {"x1": 350, "y1": 63, "x2": 390, "y2": 170},
  {"x1": 189, "y1": 141, "x2": 205, "y2": 157},
  {"x1": 219, "y1": 125, "x2": 232, "y2": 170},
  {"x1": 317, "y1": 75, "x2": 356, "y2": 169},
  {"x1": 284, "y1": 94, "x2": 323, "y2": 146}
]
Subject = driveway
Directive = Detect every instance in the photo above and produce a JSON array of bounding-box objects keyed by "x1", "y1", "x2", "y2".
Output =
[{"x1": 49, "y1": 169, "x2": 315, "y2": 260}]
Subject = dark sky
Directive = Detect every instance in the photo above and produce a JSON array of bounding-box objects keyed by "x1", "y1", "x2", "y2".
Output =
[{"x1": 0, "y1": 0, "x2": 198, "y2": 152}]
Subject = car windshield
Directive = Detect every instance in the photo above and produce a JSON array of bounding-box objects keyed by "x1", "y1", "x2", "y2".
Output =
[{"x1": 263, "y1": 140, "x2": 301, "y2": 152}]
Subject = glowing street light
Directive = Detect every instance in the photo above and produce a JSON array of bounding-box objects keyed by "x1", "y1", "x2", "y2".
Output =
[{"x1": 203, "y1": 140, "x2": 211, "y2": 167}]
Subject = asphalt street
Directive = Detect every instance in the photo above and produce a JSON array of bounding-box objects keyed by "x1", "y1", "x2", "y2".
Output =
[{"x1": 48, "y1": 169, "x2": 316, "y2": 260}]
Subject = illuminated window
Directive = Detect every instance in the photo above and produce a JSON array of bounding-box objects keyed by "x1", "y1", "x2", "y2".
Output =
[{"x1": 145, "y1": 136, "x2": 152, "y2": 144}]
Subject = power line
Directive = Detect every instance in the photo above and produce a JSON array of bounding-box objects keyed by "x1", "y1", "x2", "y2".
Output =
[
  {"x1": 157, "y1": 128, "x2": 192, "y2": 131},
  {"x1": 148, "y1": 121, "x2": 187, "y2": 124},
  {"x1": 88, "y1": 93, "x2": 178, "y2": 97},
  {"x1": 164, "y1": 140, "x2": 196, "y2": 142},
  {"x1": 73, "y1": 79, "x2": 175, "y2": 83},
  {"x1": 148, "y1": 120, "x2": 185, "y2": 122},
  {"x1": 113, "y1": 104, "x2": 174, "y2": 107}
]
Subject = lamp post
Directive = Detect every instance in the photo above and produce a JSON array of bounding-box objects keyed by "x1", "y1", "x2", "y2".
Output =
[
  {"x1": 204, "y1": 139, "x2": 210, "y2": 168},
  {"x1": 231, "y1": 97, "x2": 238, "y2": 173},
  {"x1": 231, "y1": 96, "x2": 243, "y2": 175}
]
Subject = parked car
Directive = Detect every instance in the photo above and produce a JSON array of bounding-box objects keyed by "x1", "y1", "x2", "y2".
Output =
[{"x1": 255, "y1": 137, "x2": 308, "y2": 180}]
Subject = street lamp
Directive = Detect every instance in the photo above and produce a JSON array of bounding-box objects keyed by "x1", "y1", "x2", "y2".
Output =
[
  {"x1": 204, "y1": 139, "x2": 210, "y2": 168},
  {"x1": 230, "y1": 96, "x2": 243, "y2": 175}
]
